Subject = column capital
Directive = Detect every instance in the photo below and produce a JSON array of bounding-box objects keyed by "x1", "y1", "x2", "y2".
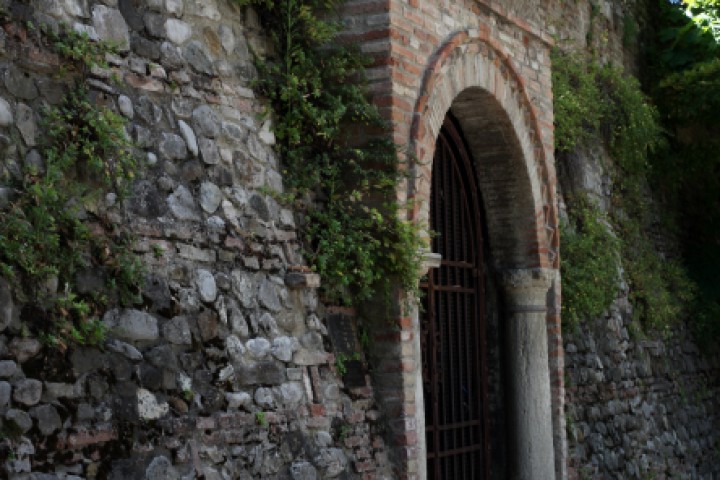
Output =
[{"x1": 500, "y1": 268, "x2": 557, "y2": 312}]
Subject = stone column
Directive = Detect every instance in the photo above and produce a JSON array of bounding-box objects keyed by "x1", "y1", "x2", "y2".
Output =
[{"x1": 501, "y1": 268, "x2": 556, "y2": 480}]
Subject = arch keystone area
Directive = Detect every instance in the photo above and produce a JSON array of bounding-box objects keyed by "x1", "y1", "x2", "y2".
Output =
[{"x1": 408, "y1": 31, "x2": 558, "y2": 271}]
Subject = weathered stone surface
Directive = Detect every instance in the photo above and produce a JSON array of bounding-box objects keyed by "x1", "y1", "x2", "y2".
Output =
[
  {"x1": 198, "y1": 137, "x2": 220, "y2": 165},
  {"x1": 130, "y1": 180, "x2": 168, "y2": 218},
  {"x1": 285, "y1": 272, "x2": 321, "y2": 290},
  {"x1": 136, "y1": 96, "x2": 163, "y2": 125},
  {"x1": 293, "y1": 349, "x2": 329, "y2": 366},
  {"x1": 163, "y1": 316, "x2": 192, "y2": 345},
  {"x1": 118, "y1": 94, "x2": 134, "y2": 118},
  {"x1": 314, "y1": 448, "x2": 348, "y2": 477},
  {"x1": 145, "y1": 455, "x2": 179, "y2": 480},
  {"x1": 167, "y1": 185, "x2": 200, "y2": 221},
  {"x1": 0, "y1": 97, "x2": 13, "y2": 126},
  {"x1": 106, "y1": 339, "x2": 144, "y2": 361},
  {"x1": 0, "y1": 278, "x2": 17, "y2": 333},
  {"x1": 199, "y1": 181, "x2": 222, "y2": 213},
  {"x1": 6, "y1": 408, "x2": 32, "y2": 433},
  {"x1": 143, "y1": 275, "x2": 172, "y2": 312},
  {"x1": 30, "y1": 404, "x2": 62, "y2": 436},
  {"x1": 43, "y1": 381, "x2": 84, "y2": 400},
  {"x1": 9, "y1": 338, "x2": 41, "y2": 363},
  {"x1": 137, "y1": 387, "x2": 169, "y2": 419},
  {"x1": 249, "y1": 194, "x2": 270, "y2": 222},
  {"x1": 165, "y1": 18, "x2": 192, "y2": 45},
  {"x1": 259, "y1": 120, "x2": 276, "y2": 145},
  {"x1": 16, "y1": 103, "x2": 37, "y2": 147},
  {"x1": 184, "y1": 41, "x2": 214, "y2": 75},
  {"x1": 71, "y1": 348, "x2": 107, "y2": 376},
  {"x1": 159, "y1": 132, "x2": 188, "y2": 160},
  {"x1": 218, "y1": 24, "x2": 235, "y2": 53},
  {"x1": 146, "y1": 345, "x2": 178, "y2": 371},
  {"x1": 103, "y1": 309, "x2": 159, "y2": 342},
  {"x1": 179, "y1": 159, "x2": 204, "y2": 182},
  {"x1": 186, "y1": 0, "x2": 221, "y2": 21},
  {"x1": 178, "y1": 244, "x2": 216, "y2": 262},
  {"x1": 0, "y1": 360, "x2": 17, "y2": 378},
  {"x1": 230, "y1": 308, "x2": 249, "y2": 338},
  {"x1": 234, "y1": 361, "x2": 285, "y2": 386},
  {"x1": 231, "y1": 270, "x2": 257, "y2": 308},
  {"x1": 13, "y1": 379, "x2": 43, "y2": 406},
  {"x1": 131, "y1": 34, "x2": 162, "y2": 58},
  {"x1": 245, "y1": 338, "x2": 270, "y2": 359},
  {"x1": 178, "y1": 119, "x2": 198, "y2": 156},
  {"x1": 278, "y1": 382, "x2": 304, "y2": 408},
  {"x1": 0, "y1": 381, "x2": 10, "y2": 407},
  {"x1": 4, "y1": 66, "x2": 38, "y2": 100},
  {"x1": 165, "y1": 0, "x2": 184, "y2": 17},
  {"x1": 225, "y1": 391, "x2": 251, "y2": 409},
  {"x1": 192, "y1": 105, "x2": 221, "y2": 138},
  {"x1": 271, "y1": 336, "x2": 298, "y2": 362},
  {"x1": 290, "y1": 461, "x2": 318, "y2": 480},
  {"x1": 258, "y1": 278, "x2": 283, "y2": 313},
  {"x1": 196, "y1": 269, "x2": 218, "y2": 303},
  {"x1": 225, "y1": 334, "x2": 245, "y2": 360},
  {"x1": 254, "y1": 387, "x2": 274, "y2": 408},
  {"x1": 92, "y1": 5, "x2": 130, "y2": 51}
]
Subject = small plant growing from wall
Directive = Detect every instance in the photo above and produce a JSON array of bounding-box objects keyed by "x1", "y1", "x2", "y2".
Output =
[
  {"x1": 0, "y1": 24, "x2": 142, "y2": 349},
  {"x1": 255, "y1": 411, "x2": 268, "y2": 427},
  {"x1": 233, "y1": 0, "x2": 425, "y2": 307}
]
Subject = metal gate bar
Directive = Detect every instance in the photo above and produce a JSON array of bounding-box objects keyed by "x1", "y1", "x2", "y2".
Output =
[{"x1": 421, "y1": 116, "x2": 490, "y2": 479}]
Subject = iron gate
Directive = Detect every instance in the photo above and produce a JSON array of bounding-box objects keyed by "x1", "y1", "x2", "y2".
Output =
[{"x1": 421, "y1": 116, "x2": 490, "y2": 479}]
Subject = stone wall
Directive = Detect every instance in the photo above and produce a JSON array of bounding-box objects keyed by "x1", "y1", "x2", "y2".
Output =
[
  {"x1": 0, "y1": 0, "x2": 393, "y2": 478},
  {"x1": 553, "y1": 2, "x2": 720, "y2": 478},
  {"x1": 0, "y1": 0, "x2": 718, "y2": 479},
  {"x1": 563, "y1": 296, "x2": 720, "y2": 479},
  {"x1": 559, "y1": 147, "x2": 720, "y2": 479}
]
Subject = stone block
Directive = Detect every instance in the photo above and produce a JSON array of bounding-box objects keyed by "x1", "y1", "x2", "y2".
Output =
[
  {"x1": 92, "y1": 5, "x2": 130, "y2": 51},
  {"x1": 13, "y1": 378, "x2": 43, "y2": 406},
  {"x1": 234, "y1": 361, "x2": 285, "y2": 386},
  {"x1": 103, "y1": 309, "x2": 159, "y2": 342}
]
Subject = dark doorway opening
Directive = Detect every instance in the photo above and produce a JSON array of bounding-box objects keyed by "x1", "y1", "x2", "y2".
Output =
[{"x1": 421, "y1": 115, "x2": 491, "y2": 479}]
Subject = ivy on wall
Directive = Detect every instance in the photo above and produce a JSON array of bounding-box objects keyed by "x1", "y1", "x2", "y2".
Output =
[
  {"x1": 553, "y1": 50, "x2": 695, "y2": 335},
  {"x1": 0, "y1": 26, "x2": 142, "y2": 349},
  {"x1": 560, "y1": 196, "x2": 620, "y2": 329},
  {"x1": 234, "y1": 0, "x2": 424, "y2": 306}
]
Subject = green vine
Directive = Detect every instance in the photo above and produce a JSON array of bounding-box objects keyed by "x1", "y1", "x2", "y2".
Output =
[
  {"x1": 554, "y1": 50, "x2": 694, "y2": 334},
  {"x1": 0, "y1": 25, "x2": 142, "y2": 350},
  {"x1": 234, "y1": 0, "x2": 424, "y2": 306},
  {"x1": 560, "y1": 197, "x2": 620, "y2": 328}
]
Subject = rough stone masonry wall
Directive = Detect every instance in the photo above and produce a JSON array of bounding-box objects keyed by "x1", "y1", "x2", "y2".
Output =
[
  {"x1": 554, "y1": 4, "x2": 720, "y2": 477},
  {"x1": 560, "y1": 149, "x2": 720, "y2": 479},
  {"x1": 552, "y1": 2, "x2": 720, "y2": 479},
  {"x1": 0, "y1": 0, "x2": 393, "y2": 478}
]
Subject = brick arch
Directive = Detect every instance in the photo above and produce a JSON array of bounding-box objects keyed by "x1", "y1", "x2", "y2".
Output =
[{"x1": 409, "y1": 30, "x2": 558, "y2": 270}]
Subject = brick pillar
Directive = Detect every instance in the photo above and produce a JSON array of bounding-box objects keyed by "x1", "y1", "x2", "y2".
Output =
[{"x1": 501, "y1": 268, "x2": 557, "y2": 480}]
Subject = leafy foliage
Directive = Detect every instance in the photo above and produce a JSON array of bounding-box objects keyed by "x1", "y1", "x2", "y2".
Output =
[
  {"x1": 235, "y1": 0, "x2": 424, "y2": 306},
  {"x1": 552, "y1": 51, "x2": 662, "y2": 173},
  {"x1": 560, "y1": 197, "x2": 621, "y2": 328},
  {"x1": 0, "y1": 28, "x2": 141, "y2": 350},
  {"x1": 682, "y1": 0, "x2": 720, "y2": 41},
  {"x1": 645, "y1": 1, "x2": 720, "y2": 349},
  {"x1": 553, "y1": 50, "x2": 693, "y2": 334},
  {"x1": 45, "y1": 26, "x2": 118, "y2": 70}
]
